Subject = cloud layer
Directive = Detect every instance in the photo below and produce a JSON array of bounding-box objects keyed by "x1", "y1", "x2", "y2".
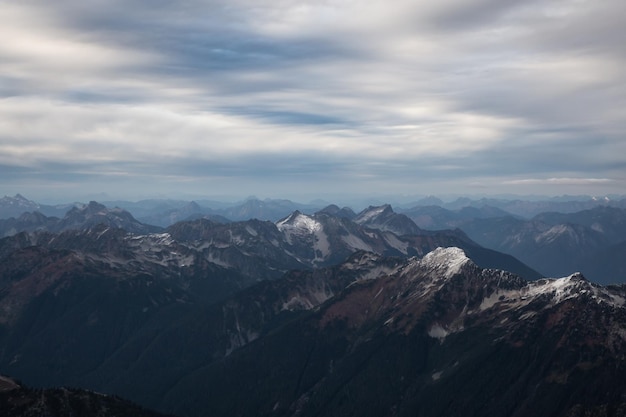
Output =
[{"x1": 1, "y1": 0, "x2": 625, "y2": 201}]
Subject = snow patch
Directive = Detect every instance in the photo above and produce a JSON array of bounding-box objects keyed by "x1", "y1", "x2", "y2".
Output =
[
  {"x1": 536, "y1": 224, "x2": 575, "y2": 244},
  {"x1": 96, "y1": 227, "x2": 111, "y2": 240},
  {"x1": 356, "y1": 206, "x2": 387, "y2": 223},
  {"x1": 341, "y1": 233, "x2": 373, "y2": 252},
  {"x1": 277, "y1": 212, "x2": 322, "y2": 245},
  {"x1": 479, "y1": 291, "x2": 502, "y2": 311},
  {"x1": 276, "y1": 213, "x2": 321, "y2": 234},
  {"x1": 428, "y1": 324, "x2": 449, "y2": 340},
  {"x1": 524, "y1": 275, "x2": 585, "y2": 303},
  {"x1": 420, "y1": 247, "x2": 470, "y2": 278},
  {"x1": 312, "y1": 228, "x2": 331, "y2": 262},
  {"x1": 477, "y1": 272, "x2": 625, "y2": 314},
  {"x1": 133, "y1": 233, "x2": 174, "y2": 246}
]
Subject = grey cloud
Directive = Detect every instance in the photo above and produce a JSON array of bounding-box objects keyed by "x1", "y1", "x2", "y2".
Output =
[
  {"x1": 219, "y1": 107, "x2": 348, "y2": 126},
  {"x1": 425, "y1": 0, "x2": 528, "y2": 31},
  {"x1": 2, "y1": 0, "x2": 625, "y2": 200}
]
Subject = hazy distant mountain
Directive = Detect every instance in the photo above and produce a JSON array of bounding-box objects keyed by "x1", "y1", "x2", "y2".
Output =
[
  {"x1": 398, "y1": 203, "x2": 626, "y2": 283},
  {"x1": 533, "y1": 206, "x2": 626, "y2": 245},
  {"x1": 316, "y1": 204, "x2": 356, "y2": 219},
  {"x1": 0, "y1": 194, "x2": 79, "y2": 219},
  {"x1": 57, "y1": 201, "x2": 162, "y2": 234},
  {"x1": 0, "y1": 194, "x2": 41, "y2": 218},
  {"x1": 439, "y1": 196, "x2": 626, "y2": 218},
  {"x1": 118, "y1": 197, "x2": 323, "y2": 226},
  {"x1": 211, "y1": 197, "x2": 320, "y2": 222},
  {"x1": 0, "y1": 211, "x2": 60, "y2": 237},
  {"x1": 448, "y1": 207, "x2": 626, "y2": 283},
  {"x1": 0, "y1": 201, "x2": 161, "y2": 237},
  {"x1": 401, "y1": 204, "x2": 513, "y2": 230},
  {"x1": 136, "y1": 201, "x2": 231, "y2": 227},
  {"x1": 136, "y1": 200, "x2": 206, "y2": 226}
]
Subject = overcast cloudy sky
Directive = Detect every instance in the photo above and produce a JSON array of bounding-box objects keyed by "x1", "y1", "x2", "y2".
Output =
[{"x1": 1, "y1": 0, "x2": 625, "y2": 202}]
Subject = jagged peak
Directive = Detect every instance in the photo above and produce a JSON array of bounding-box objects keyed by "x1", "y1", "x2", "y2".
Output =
[
  {"x1": 276, "y1": 211, "x2": 321, "y2": 234},
  {"x1": 355, "y1": 204, "x2": 393, "y2": 223},
  {"x1": 418, "y1": 247, "x2": 473, "y2": 278},
  {"x1": 276, "y1": 210, "x2": 300, "y2": 224},
  {"x1": 0, "y1": 194, "x2": 38, "y2": 207},
  {"x1": 476, "y1": 270, "x2": 625, "y2": 314},
  {"x1": 524, "y1": 272, "x2": 595, "y2": 302}
]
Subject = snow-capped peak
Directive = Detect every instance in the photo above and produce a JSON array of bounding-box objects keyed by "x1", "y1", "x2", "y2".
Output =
[
  {"x1": 523, "y1": 273, "x2": 624, "y2": 307},
  {"x1": 276, "y1": 211, "x2": 321, "y2": 234},
  {"x1": 478, "y1": 271, "x2": 625, "y2": 314},
  {"x1": 419, "y1": 247, "x2": 471, "y2": 278}
]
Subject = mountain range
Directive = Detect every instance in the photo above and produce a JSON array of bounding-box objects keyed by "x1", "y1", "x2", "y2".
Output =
[
  {"x1": 2, "y1": 193, "x2": 626, "y2": 284},
  {"x1": 1, "y1": 192, "x2": 626, "y2": 416},
  {"x1": 1, "y1": 243, "x2": 625, "y2": 416}
]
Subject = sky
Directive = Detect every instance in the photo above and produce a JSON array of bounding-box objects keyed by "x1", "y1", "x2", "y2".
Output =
[{"x1": 1, "y1": 0, "x2": 625, "y2": 203}]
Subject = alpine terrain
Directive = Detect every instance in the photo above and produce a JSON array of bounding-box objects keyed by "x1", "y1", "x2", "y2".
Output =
[{"x1": 0, "y1": 197, "x2": 624, "y2": 416}]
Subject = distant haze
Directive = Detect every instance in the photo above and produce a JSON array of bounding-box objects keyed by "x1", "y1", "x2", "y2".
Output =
[{"x1": 1, "y1": 1, "x2": 625, "y2": 201}]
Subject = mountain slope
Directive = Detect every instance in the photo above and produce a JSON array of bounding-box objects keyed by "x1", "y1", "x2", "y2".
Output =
[
  {"x1": 0, "y1": 239, "x2": 619, "y2": 416},
  {"x1": 160, "y1": 248, "x2": 626, "y2": 417}
]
